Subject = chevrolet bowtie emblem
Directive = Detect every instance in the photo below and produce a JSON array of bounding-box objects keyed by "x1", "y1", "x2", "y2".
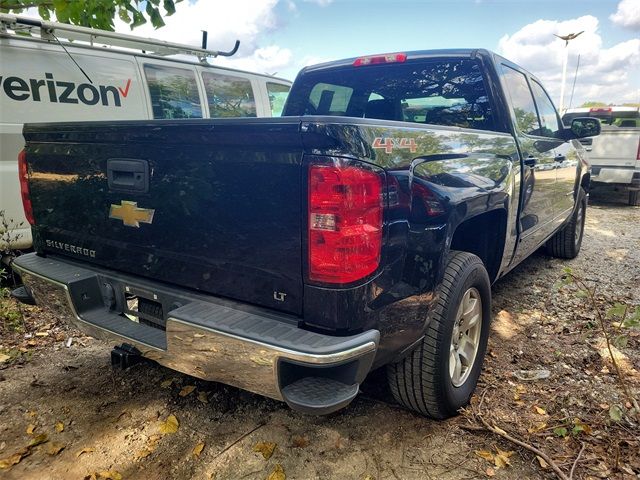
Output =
[{"x1": 109, "y1": 201, "x2": 155, "y2": 228}]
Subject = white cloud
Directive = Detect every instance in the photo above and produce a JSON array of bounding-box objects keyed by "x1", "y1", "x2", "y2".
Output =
[
  {"x1": 498, "y1": 15, "x2": 640, "y2": 107},
  {"x1": 303, "y1": 0, "x2": 334, "y2": 6},
  {"x1": 610, "y1": 0, "x2": 640, "y2": 29}
]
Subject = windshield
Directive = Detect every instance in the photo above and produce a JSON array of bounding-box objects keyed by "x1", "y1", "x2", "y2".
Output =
[{"x1": 284, "y1": 58, "x2": 496, "y2": 132}]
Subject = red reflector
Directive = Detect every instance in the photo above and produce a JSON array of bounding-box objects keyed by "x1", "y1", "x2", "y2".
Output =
[
  {"x1": 18, "y1": 149, "x2": 35, "y2": 225},
  {"x1": 308, "y1": 163, "x2": 383, "y2": 284},
  {"x1": 353, "y1": 53, "x2": 407, "y2": 67}
]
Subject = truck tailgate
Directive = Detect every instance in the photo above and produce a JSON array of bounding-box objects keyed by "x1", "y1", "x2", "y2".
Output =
[
  {"x1": 24, "y1": 119, "x2": 305, "y2": 315},
  {"x1": 588, "y1": 126, "x2": 640, "y2": 168}
]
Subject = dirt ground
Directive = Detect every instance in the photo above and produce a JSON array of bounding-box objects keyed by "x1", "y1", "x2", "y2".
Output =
[{"x1": 1, "y1": 188, "x2": 638, "y2": 480}]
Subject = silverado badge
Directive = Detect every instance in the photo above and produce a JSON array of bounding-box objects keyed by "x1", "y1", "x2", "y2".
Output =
[{"x1": 109, "y1": 201, "x2": 155, "y2": 227}]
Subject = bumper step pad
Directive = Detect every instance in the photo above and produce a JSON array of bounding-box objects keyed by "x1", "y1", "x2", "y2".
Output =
[{"x1": 281, "y1": 377, "x2": 359, "y2": 415}]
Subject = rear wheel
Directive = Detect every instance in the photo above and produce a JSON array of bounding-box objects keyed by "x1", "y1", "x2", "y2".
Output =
[
  {"x1": 387, "y1": 251, "x2": 491, "y2": 419},
  {"x1": 546, "y1": 187, "x2": 587, "y2": 259},
  {"x1": 629, "y1": 190, "x2": 640, "y2": 206}
]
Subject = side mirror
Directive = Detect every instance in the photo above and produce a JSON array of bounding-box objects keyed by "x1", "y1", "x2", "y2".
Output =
[{"x1": 570, "y1": 117, "x2": 601, "y2": 139}]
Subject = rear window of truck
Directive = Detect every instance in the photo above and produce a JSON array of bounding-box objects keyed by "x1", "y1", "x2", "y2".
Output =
[
  {"x1": 284, "y1": 58, "x2": 495, "y2": 132},
  {"x1": 562, "y1": 109, "x2": 640, "y2": 128}
]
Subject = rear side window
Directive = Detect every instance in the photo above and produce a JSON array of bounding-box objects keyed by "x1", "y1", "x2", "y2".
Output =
[
  {"x1": 267, "y1": 82, "x2": 290, "y2": 116},
  {"x1": 144, "y1": 65, "x2": 202, "y2": 119},
  {"x1": 202, "y1": 72, "x2": 256, "y2": 117},
  {"x1": 501, "y1": 65, "x2": 541, "y2": 135},
  {"x1": 530, "y1": 80, "x2": 560, "y2": 137},
  {"x1": 284, "y1": 58, "x2": 496, "y2": 132}
]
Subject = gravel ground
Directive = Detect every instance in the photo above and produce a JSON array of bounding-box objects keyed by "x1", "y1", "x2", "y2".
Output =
[{"x1": 0, "y1": 188, "x2": 638, "y2": 480}]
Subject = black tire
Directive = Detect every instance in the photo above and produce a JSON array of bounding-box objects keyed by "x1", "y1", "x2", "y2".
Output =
[
  {"x1": 387, "y1": 251, "x2": 491, "y2": 419},
  {"x1": 629, "y1": 190, "x2": 640, "y2": 206},
  {"x1": 546, "y1": 187, "x2": 587, "y2": 259}
]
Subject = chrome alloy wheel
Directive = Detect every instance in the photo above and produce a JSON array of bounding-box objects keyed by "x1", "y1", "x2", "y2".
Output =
[{"x1": 449, "y1": 287, "x2": 483, "y2": 387}]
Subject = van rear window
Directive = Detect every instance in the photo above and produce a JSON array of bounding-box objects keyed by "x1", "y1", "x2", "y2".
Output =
[
  {"x1": 284, "y1": 58, "x2": 495, "y2": 132},
  {"x1": 267, "y1": 82, "x2": 291, "y2": 117},
  {"x1": 202, "y1": 73, "x2": 257, "y2": 118},
  {"x1": 144, "y1": 64, "x2": 202, "y2": 119}
]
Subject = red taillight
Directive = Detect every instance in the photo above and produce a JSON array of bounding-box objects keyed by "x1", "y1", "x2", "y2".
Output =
[
  {"x1": 589, "y1": 107, "x2": 612, "y2": 113},
  {"x1": 353, "y1": 53, "x2": 407, "y2": 67},
  {"x1": 18, "y1": 149, "x2": 34, "y2": 225},
  {"x1": 308, "y1": 162, "x2": 383, "y2": 284},
  {"x1": 636, "y1": 139, "x2": 640, "y2": 161}
]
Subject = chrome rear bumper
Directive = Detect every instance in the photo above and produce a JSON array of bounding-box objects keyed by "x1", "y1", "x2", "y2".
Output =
[{"x1": 12, "y1": 253, "x2": 379, "y2": 414}]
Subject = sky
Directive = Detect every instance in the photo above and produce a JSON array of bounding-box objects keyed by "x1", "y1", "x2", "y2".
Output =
[{"x1": 25, "y1": 0, "x2": 640, "y2": 107}]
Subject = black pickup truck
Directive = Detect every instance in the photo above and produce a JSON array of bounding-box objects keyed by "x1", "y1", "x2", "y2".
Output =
[{"x1": 12, "y1": 49, "x2": 600, "y2": 418}]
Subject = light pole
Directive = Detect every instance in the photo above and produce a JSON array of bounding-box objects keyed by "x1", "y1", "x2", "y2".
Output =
[{"x1": 555, "y1": 31, "x2": 583, "y2": 114}]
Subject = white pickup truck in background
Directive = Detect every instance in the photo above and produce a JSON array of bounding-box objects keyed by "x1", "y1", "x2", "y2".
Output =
[{"x1": 563, "y1": 106, "x2": 640, "y2": 206}]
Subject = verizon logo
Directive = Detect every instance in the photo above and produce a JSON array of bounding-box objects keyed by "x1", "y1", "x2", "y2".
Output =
[{"x1": 0, "y1": 73, "x2": 131, "y2": 107}]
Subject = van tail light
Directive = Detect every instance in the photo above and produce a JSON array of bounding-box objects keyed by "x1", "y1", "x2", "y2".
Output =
[
  {"x1": 18, "y1": 149, "x2": 35, "y2": 225},
  {"x1": 636, "y1": 138, "x2": 640, "y2": 161},
  {"x1": 308, "y1": 160, "x2": 383, "y2": 284}
]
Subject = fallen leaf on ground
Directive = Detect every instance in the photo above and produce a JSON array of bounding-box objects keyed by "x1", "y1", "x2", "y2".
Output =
[
  {"x1": 160, "y1": 378, "x2": 177, "y2": 388},
  {"x1": 35, "y1": 332, "x2": 49, "y2": 337},
  {"x1": 135, "y1": 434, "x2": 162, "y2": 460},
  {"x1": 0, "y1": 447, "x2": 31, "y2": 469},
  {"x1": 193, "y1": 442, "x2": 205, "y2": 457},
  {"x1": 536, "y1": 455, "x2": 549, "y2": 469},
  {"x1": 266, "y1": 464, "x2": 285, "y2": 480},
  {"x1": 0, "y1": 353, "x2": 10, "y2": 363},
  {"x1": 253, "y1": 441, "x2": 276, "y2": 460},
  {"x1": 29, "y1": 433, "x2": 49, "y2": 447},
  {"x1": 475, "y1": 450, "x2": 494, "y2": 462},
  {"x1": 97, "y1": 471, "x2": 122, "y2": 480},
  {"x1": 527, "y1": 422, "x2": 547, "y2": 433},
  {"x1": 159, "y1": 415, "x2": 179, "y2": 434},
  {"x1": 26, "y1": 424, "x2": 36, "y2": 435},
  {"x1": 76, "y1": 447, "x2": 95, "y2": 458},
  {"x1": 534, "y1": 406, "x2": 547, "y2": 415},
  {"x1": 486, "y1": 467, "x2": 496, "y2": 477},
  {"x1": 291, "y1": 435, "x2": 309, "y2": 448},
  {"x1": 179, "y1": 385, "x2": 196, "y2": 397},
  {"x1": 55, "y1": 421, "x2": 64, "y2": 433},
  {"x1": 46, "y1": 442, "x2": 65, "y2": 456},
  {"x1": 197, "y1": 392, "x2": 209, "y2": 404},
  {"x1": 494, "y1": 448, "x2": 513, "y2": 468},
  {"x1": 609, "y1": 405, "x2": 623, "y2": 422}
]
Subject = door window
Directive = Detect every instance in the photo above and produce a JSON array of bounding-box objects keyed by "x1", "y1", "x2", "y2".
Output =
[
  {"x1": 144, "y1": 64, "x2": 202, "y2": 119},
  {"x1": 267, "y1": 82, "x2": 290, "y2": 117},
  {"x1": 501, "y1": 65, "x2": 541, "y2": 135},
  {"x1": 530, "y1": 80, "x2": 561, "y2": 138},
  {"x1": 202, "y1": 72, "x2": 257, "y2": 117}
]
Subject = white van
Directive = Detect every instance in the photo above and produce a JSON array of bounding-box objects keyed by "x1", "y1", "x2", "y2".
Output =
[{"x1": 0, "y1": 14, "x2": 292, "y2": 253}]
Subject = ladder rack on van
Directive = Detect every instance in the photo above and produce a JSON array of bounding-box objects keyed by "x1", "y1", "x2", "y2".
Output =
[{"x1": 0, "y1": 13, "x2": 240, "y2": 61}]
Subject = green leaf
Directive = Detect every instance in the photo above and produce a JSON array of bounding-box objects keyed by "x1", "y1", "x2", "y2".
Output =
[
  {"x1": 118, "y1": 8, "x2": 131, "y2": 23},
  {"x1": 130, "y1": 10, "x2": 147, "y2": 28},
  {"x1": 609, "y1": 405, "x2": 623, "y2": 422},
  {"x1": 149, "y1": 7, "x2": 165, "y2": 29},
  {"x1": 606, "y1": 303, "x2": 628, "y2": 319},
  {"x1": 553, "y1": 427, "x2": 568, "y2": 437},
  {"x1": 612, "y1": 334, "x2": 628, "y2": 349},
  {"x1": 38, "y1": 5, "x2": 51, "y2": 20},
  {"x1": 163, "y1": 0, "x2": 176, "y2": 15},
  {"x1": 575, "y1": 289, "x2": 589, "y2": 298}
]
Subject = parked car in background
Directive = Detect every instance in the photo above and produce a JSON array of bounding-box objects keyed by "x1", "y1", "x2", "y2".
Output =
[
  {"x1": 562, "y1": 106, "x2": 640, "y2": 205},
  {"x1": 0, "y1": 14, "x2": 291, "y2": 258}
]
